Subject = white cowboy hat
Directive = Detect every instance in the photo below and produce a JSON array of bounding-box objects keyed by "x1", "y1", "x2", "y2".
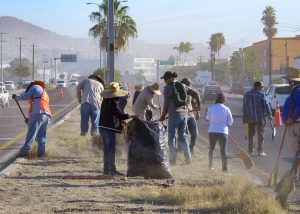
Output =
[
  {"x1": 134, "y1": 84, "x2": 144, "y2": 92},
  {"x1": 101, "y1": 82, "x2": 129, "y2": 98},
  {"x1": 285, "y1": 68, "x2": 300, "y2": 82},
  {"x1": 147, "y1": 83, "x2": 161, "y2": 95}
]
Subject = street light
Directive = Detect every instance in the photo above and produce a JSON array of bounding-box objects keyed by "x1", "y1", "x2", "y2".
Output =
[{"x1": 86, "y1": 2, "x2": 102, "y2": 72}]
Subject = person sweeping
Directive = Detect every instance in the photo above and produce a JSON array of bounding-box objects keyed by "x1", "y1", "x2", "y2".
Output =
[
  {"x1": 12, "y1": 80, "x2": 51, "y2": 157},
  {"x1": 206, "y1": 92, "x2": 233, "y2": 172}
]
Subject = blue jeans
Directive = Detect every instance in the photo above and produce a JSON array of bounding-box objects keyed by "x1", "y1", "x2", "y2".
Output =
[
  {"x1": 20, "y1": 114, "x2": 50, "y2": 156},
  {"x1": 168, "y1": 114, "x2": 191, "y2": 164},
  {"x1": 80, "y1": 102, "x2": 100, "y2": 136},
  {"x1": 100, "y1": 129, "x2": 116, "y2": 173},
  {"x1": 208, "y1": 132, "x2": 228, "y2": 170},
  {"x1": 187, "y1": 116, "x2": 198, "y2": 152}
]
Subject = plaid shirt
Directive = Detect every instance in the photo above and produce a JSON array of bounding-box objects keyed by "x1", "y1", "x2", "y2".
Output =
[{"x1": 243, "y1": 89, "x2": 272, "y2": 123}]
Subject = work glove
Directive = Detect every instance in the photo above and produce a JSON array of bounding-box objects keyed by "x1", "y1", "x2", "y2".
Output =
[
  {"x1": 25, "y1": 118, "x2": 29, "y2": 125},
  {"x1": 12, "y1": 94, "x2": 17, "y2": 100}
]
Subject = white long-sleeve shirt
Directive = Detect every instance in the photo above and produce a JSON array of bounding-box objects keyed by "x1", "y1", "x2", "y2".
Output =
[
  {"x1": 133, "y1": 86, "x2": 158, "y2": 117},
  {"x1": 206, "y1": 103, "x2": 233, "y2": 134}
]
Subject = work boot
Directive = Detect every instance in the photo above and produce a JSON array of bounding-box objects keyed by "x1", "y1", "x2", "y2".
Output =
[{"x1": 111, "y1": 170, "x2": 124, "y2": 177}]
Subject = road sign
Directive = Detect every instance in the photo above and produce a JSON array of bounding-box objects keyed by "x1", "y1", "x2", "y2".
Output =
[
  {"x1": 61, "y1": 54, "x2": 77, "y2": 62},
  {"x1": 159, "y1": 60, "x2": 175, "y2": 66}
]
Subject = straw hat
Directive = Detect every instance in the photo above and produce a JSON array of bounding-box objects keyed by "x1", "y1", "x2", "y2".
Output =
[
  {"x1": 134, "y1": 84, "x2": 144, "y2": 92},
  {"x1": 285, "y1": 67, "x2": 300, "y2": 82},
  {"x1": 147, "y1": 83, "x2": 161, "y2": 95},
  {"x1": 101, "y1": 82, "x2": 128, "y2": 98}
]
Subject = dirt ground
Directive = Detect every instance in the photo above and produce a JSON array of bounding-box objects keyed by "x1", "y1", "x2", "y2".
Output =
[{"x1": 0, "y1": 107, "x2": 288, "y2": 214}]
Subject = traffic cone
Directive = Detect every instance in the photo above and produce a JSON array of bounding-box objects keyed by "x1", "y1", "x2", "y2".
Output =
[
  {"x1": 60, "y1": 88, "x2": 64, "y2": 98},
  {"x1": 274, "y1": 101, "x2": 282, "y2": 126}
]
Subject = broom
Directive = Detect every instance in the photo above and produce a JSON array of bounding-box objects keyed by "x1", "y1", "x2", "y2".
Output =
[
  {"x1": 228, "y1": 135, "x2": 254, "y2": 169},
  {"x1": 268, "y1": 126, "x2": 288, "y2": 187}
]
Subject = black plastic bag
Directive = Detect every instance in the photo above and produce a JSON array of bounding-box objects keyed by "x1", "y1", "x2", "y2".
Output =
[{"x1": 126, "y1": 118, "x2": 172, "y2": 179}]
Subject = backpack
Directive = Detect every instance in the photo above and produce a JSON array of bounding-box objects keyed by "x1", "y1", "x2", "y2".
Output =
[{"x1": 171, "y1": 81, "x2": 189, "y2": 107}]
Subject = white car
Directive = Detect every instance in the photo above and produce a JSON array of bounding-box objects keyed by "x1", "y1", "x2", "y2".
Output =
[
  {"x1": 265, "y1": 84, "x2": 292, "y2": 115},
  {"x1": 0, "y1": 86, "x2": 9, "y2": 108},
  {"x1": 56, "y1": 80, "x2": 67, "y2": 89},
  {"x1": 4, "y1": 81, "x2": 15, "y2": 90},
  {"x1": 69, "y1": 79, "x2": 79, "y2": 87}
]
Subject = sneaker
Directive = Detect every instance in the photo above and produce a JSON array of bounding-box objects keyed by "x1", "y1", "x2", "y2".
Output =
[
  {"x1": 80, "y1": 132, "x2": 87, "y2": 136},
  {"x1": 185, "y1": 160, "x2": 192, "y2": 165},
  {"x1": 249, "y1": 151, "x2": 255, "y2": 156},
  {"x1": 38, "y1": 153, "x2": 46, "y2": 158},
  {"x1": 111, "y1": 170, "x2": 124, "y2": 177},
  {"x1": 18, "y1": 153, "x2": 28, "y2": 158},
  {"x1": 258, "y1": 152, "x2": 267, "y2": 156}
]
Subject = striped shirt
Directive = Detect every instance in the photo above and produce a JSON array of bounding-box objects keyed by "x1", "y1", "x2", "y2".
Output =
[{"x1": 243, "y1": 89, "x2": 272, "y2": 123}]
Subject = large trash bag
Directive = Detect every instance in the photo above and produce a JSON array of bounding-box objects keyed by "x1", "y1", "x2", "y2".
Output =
[{"x1": 126, "y1": 118, "x2": 172, "y2": 179}]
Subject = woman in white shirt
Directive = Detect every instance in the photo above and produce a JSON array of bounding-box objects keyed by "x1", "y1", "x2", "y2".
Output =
[{"x1": 206, "y1": 92, "x2": 233, "y2": 172}]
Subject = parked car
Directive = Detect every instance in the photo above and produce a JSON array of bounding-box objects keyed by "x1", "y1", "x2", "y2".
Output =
[
  {"x1": 0, "y1": 86, "x2": 9, "y2": 108},
  {"x1": 265, "y1": 84, "x2": 292, "y2": 115},
  {"x1": 230, "y1": 83, "x2": 244, "y2": 94},
  {"x1": 69, "y1": 79, "x2": 79, "y2": 87},
  {"x1": 202, "y1": 85, "x2": 222, "y2": 103},
  {"x1": 56, "y1": 80, "x2": 67, "y2": 89},
  {"x1": 4, "y1": 81, "x2": 15, "y2": 90}
]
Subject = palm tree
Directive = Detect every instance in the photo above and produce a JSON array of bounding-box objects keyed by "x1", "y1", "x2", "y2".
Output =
[
  {"x1": 182, "y1": 42, "x2": 193, "y2": 66},
  {"x1": 261, "y1": 6, "x2": 277, "y2": 85},
  {"x1": 210, "y1": 33, "x2": 225, "y2": 63},
  {"x1": 173, "y1": 42, "x2": 185, "y2": 65},
  {"x1": 89, "y1": 0, "x2": 137, "y2": 53}
]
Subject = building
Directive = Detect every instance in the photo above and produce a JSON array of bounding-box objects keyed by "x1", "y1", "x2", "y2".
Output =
[
  {"x1": 133, "y1": 58, "x2": 156, "y2": 80},
  {"x1": 248, "y1": 35, "x2": 300, "y2": 74}
]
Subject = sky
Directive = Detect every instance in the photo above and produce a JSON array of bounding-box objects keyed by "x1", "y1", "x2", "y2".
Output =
[{"x1": 0, "y1": 0, "x2": 299, "y2": 48}]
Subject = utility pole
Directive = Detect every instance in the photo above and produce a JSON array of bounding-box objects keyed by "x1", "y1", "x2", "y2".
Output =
[
  {"x1": 241, "y1": 49, "x2": 245, "y2": 87},
  {"x1": 108, "y1": 0, "x2": 115, "y2": 82},
  {"x1": 285, "y1": 40, "x2": 288, "y2": 72},
  {"x1": 42, "y1": 55, "x2": 48, "y2": 82},
  {"x1": 32, "y1": 43, "x2": 35, "y2": 81},
  {"x1": 15, "y1": 37, "x2": 26, "y2": 81},
  {"x1": 198, "y1": 56, "x2": 203, "y2": 71},
  {"x1": 156, "y1": 60, "x2": 160, "y2": 82},
  {"x1": 0, "y1": 32, "x2": 6, "y2": 83}
]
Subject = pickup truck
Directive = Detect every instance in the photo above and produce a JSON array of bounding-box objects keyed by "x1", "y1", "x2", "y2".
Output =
[{"x1": 0, "y1": 86, "x2": 9, "y2": 108}]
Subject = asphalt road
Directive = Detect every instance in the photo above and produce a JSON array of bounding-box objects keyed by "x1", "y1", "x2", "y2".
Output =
[
  {"x1": 197, "y1": 96, "x2": 293, "y2": 181},
  {"x1": 0, "y1": 87, "x2": 78, "y2": 170}
]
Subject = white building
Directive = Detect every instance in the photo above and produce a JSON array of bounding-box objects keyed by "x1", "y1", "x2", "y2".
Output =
[{"x1": 133, "y1": 58, "x2": 156, "y2": 80}]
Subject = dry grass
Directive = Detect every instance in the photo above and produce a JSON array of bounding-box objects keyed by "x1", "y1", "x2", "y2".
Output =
[{"x1": 120, "y1": 176, "x2": 285, "y2": 214}]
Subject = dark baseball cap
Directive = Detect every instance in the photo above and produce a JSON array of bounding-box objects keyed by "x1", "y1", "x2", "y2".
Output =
[{"x1": 160, "y1": 71, "x2": 173, "y2": 80}]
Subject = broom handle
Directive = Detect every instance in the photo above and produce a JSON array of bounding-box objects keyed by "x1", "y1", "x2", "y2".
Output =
[
  {"x1": 14, "y1": 98, "x2": 27, "y2": 120},
  {"x1": 276, "y1": 126, "x2": 288, "y2": 162}
]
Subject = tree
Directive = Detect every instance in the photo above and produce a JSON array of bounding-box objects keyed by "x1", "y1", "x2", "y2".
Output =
[
  {"x1": 173, "y1": 42, "x2": 185, "y2": 65},
  {"x1": 89, "y1": 0, "x2": 137, "y2": 53},
  {"x1": 173, "y1": 42, "x2": 193, "y2": 66},
  {"x1": 182, "y1": 42, "x2": 193, "y2": 66},
  {"x1": 5, "y1": 58, "x2": 31, "y2": 80},
  {"x1": 230, "y1": 49, "x2": 262, "y2": 84},
  {"x1": 210, "y1": 33, "x2": 225, "y2": 63},
  {"x1": 261, "y1": 6, "x2": 277, "y2": 85}
]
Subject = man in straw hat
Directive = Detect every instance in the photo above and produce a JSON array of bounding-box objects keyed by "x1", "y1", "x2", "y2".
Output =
[
  {"x1": 99, "y1": 82, "x2": 134, "y2": 176},
  {"x1": 282, "y1": 67, "x2": 300, "y2": 184},
  {"x1": 12, "y1": 80, "x2": 51, "y2": 157},
  {"x1": 133, "y1": 82, "x2": 161, "y2": 121},
  {"x1": 76, "y1": 74, "x2": 105, "y2": 136},
  {"x1": 132, "y1": 84, "x2": 144, "y2": 105}
]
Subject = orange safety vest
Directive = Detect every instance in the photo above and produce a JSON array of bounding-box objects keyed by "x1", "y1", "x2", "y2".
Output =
[{"x1": 29, "y1": 90, "x2": 52, "y2": 117}]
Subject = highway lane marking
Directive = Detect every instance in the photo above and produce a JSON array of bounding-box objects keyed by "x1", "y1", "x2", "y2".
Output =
[
  {"x1": 0, "y1": 138, "x2": 13, "y2": 141},
  {"x1": 0, "y1": 99, "x2": 77, "y2": 151}
]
